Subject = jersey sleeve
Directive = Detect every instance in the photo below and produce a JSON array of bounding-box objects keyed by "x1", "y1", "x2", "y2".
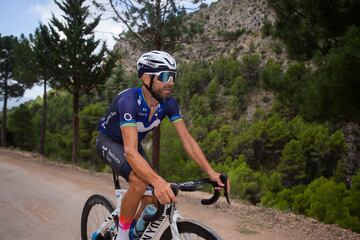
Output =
[
  {"x1": 117, "y1": 95, "x2": 138, "y2": 127},
  {"x1": 166, "y1": 97, "x2": 183, "y2": 123}
]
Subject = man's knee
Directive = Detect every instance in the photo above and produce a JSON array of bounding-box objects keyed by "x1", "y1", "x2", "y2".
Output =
[{"x1": 128, "y1": 172, "x2": 147, "y2": 193}]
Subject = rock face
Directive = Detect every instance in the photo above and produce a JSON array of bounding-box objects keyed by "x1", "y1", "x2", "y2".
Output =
[
  {"x1": 177, "y1": 0, "x2": 278, "y2": 61},
  {"x1": 113, "y1": 0, "x2": 288, "y2": 74}
]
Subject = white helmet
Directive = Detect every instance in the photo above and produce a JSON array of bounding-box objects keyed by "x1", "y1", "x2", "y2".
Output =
[{"x1": 137, "y1": 50, "x2": 176, "y2": 77}]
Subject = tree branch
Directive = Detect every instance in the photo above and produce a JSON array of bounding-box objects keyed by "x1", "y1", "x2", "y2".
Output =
[{"x1": 109, "y1": 0, "x2": 145, "y2": 44}]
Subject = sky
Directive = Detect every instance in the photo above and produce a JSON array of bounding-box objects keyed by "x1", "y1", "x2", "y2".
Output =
[{"x1": 0, "y1": 0, "x2": 216, "y2": 109}]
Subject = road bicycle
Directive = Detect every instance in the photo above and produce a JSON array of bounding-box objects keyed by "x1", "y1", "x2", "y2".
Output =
[{"x1": 80, "y1": 171, "x2": 230, "y2": 240}]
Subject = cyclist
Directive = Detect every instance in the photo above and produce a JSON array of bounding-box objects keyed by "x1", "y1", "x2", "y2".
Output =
[{"x1": 96, "y1": 50, "x2": 229, "y2": 240}]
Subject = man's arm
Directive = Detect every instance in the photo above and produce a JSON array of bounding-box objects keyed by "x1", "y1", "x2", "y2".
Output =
[
  {"x1": 121, "y1": 126, "x2": 176, "y2": 204},
  {"x1": 172, "y1": 120, "x2": 229, "y2": 191}
]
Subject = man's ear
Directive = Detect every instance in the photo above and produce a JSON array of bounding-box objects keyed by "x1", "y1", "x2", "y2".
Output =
[{"x1": 141, "y1": 74, "x2": 150, "y2": 85}]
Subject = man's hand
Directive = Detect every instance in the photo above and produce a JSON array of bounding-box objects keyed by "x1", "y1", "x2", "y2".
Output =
[
  {"x1": 153, "y1": 179, "x2": 177, "y2": 205},
  {"x1": 208, "y1": 171, "x2": 231, "y2": 193}
]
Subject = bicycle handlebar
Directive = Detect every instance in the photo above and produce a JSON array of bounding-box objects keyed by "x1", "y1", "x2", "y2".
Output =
[{"x1": 143, "y1": 174, "x2": 230, "y2": 223}]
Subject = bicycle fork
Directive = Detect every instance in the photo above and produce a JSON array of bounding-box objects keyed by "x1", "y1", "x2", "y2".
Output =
[{"x1": 168, "y1": 205, "x2": 183, "y2": 240}]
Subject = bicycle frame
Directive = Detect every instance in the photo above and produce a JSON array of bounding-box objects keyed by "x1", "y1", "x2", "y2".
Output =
[
  {"x1": 91, "y1": 171, "x2": 185, "y2": 240},
  {"x1": 92, "y1": 188, "x2": 185, "y2": 240}
]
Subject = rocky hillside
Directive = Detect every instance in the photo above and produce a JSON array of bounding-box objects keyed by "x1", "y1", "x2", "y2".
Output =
[
  {"x1": 112, "y1": 0, "x2": 289, "y2": 123},
  {"x1": 114, "y1": 0, "x2": 288, "y2": 73},
  {"x1": 176, "y1": 0, "x2": 281, "y2": 62}
]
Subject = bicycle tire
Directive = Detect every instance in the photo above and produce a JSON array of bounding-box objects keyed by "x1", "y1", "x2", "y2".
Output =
[
  {"x1": 159, "y1": 219, "x2": 222, "y2": 240},
  {"x1": 81, "y1": 194, "x2": 116, "y2": 240}
]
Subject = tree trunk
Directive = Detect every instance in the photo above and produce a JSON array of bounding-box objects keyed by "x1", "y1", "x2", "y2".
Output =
[
  {"x1": 72, "y1": 91, "x2": 80, "y2": 163},
  {"x1": 151, "y1": 6, "x2": 162, "y2": 171},
  {"x1": 39, "y1": 79, "x2": 47, "y2": 155},
  {"x1": 152, "y1": 41, "x2": 162, "y2": 171},
  {"x1": 1, "y1": 79, "x2": 8, "y2": 147}
]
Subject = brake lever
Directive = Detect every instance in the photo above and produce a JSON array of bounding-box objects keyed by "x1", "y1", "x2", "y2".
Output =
[{"x1": 220, "y1": 174, "x2": 231, "y2": 205}]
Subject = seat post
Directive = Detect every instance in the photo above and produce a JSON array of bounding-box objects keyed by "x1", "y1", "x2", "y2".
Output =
[{"x1": 112, "y1": 171, "x2": 121, "y2": 190}]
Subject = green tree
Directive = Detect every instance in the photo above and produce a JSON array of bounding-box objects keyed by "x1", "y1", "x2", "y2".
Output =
[
  {"x1": 301, "y1": 27, "x2": 360, "y2": 121},
  {"x1": 177, "y1": 61, "x2": 210, "y2": 109},
  {"x1": 30, "y1": 25, "x2": 55, "y2": 155},
  {"x1": 159, "y1": 119, "x2": 189, "y2": 181},
  {"x1": 14, "y1": 26, "x2": 54, "y2": 155},
  {"x1": 215, "y1": 155, "x2": 267, "y2": 204},
  {"x1": 278, "y1": 140, "x2": 306, "y2": 186},
  {"x1": 0, "y1": 35, "x2": 32, "y2": 147},
  {"x1": 211, "y1": 57, "x2": 242, "y2": 88},
  {"x1": 205, "y1": 78, "x2": 219, "y2": 109},
  {"x1": 102, "y1": 62, "x2": 129, "y2": 104},
  {"x1": 241, "y1": 54, "x2": 261, "y2": 86},
  {"x1": 102, "y1": 0, "x2": 185, "y2": 50},
  {"x1": 41, "y1": 91, "x2": 72, "y2": 158},
  {"x1": 44, "y1": 0, "x2": 114, "y2": 163},
  {"x1": 7, "y1": 104, "x2": 35, "y2": 150},
  {"x1": 268, "y1": 0, "x2": 360, "y2": 60},
  {"x1": 79, "y1": 103, "x2": 106, "y2": 162},
  {"x1": 260, "y1": 59, "x2": 283, "y2": 91},
  {"x1": 305, "y1": 178, "x2": 349, "y2": 224},
  {"x1": 341, "y1": 170, "x2": 360, "y2": 232}
]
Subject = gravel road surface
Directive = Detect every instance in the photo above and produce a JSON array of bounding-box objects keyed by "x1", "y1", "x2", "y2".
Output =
[{"x1": 0, "y1": 149, "x2": 359, "y2": 240}]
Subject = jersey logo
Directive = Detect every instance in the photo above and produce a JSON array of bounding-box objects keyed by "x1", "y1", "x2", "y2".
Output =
[
  {"x1": 137, "y1": 119, "x2": 160, "y2": 132},
  {"x1": 124, "y1": 113, "x2": 133, "y2": 121}
]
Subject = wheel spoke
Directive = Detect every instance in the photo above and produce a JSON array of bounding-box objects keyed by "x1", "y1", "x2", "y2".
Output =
[
  {"x1": 178, "y1": 232, "x2": 207, "y2": 240},
  {"x1": 160, "y1": 220, "x2": 220, "y2": 240},
  {"x1": 81, "y1": 195, "x2": 115, "y2": 240},
  {"x1": 87, "y1": 203, "x2": 111, "y2": 238}
]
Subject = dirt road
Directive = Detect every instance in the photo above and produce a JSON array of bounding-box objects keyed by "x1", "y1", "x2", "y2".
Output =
[{"x1": 0, "y1": 149, "x2": 359, "y2": 240}]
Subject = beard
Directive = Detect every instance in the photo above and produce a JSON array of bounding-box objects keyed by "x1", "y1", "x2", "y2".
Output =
[{"x1": 154, "y1": 87, "x2": 173, "y2": 99}]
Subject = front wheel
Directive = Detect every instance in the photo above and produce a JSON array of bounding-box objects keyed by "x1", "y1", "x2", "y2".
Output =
[
  {"x1": 160, "y1": 219, "x2": 222, "y2": 240},
  {"x1": 81, "y1": 194, "x2": 116, "y2": 240}
]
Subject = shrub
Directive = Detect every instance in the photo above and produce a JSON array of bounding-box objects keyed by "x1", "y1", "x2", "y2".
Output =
[
  {"x1": 261, "y1": 60, "x2": 283, "y2": 90},
  {"x1": 305, "y1": 178, "x2": 349, "y2": 224},
  {"x1": 217, "y1": 29, "x2": 246, "y2": 41},
  {"x1": 241, "y1": 54, "x2": 261, "y2": 86},
  {"x1": 261, "y1": 18, "x2": 273, "y2": 37}
]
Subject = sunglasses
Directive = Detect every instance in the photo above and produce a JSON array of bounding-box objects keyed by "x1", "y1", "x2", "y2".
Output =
[{"x1": 146, "y1": 71, "x2": 177, "y2": 83}]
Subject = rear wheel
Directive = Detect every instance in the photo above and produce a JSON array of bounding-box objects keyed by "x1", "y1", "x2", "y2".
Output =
[
  {"x1": 160, "y1": 219, "x2": 222, "y2": 240},
  {"x1": 81, "y1": 194, "x2": 116, "y2": 240}
]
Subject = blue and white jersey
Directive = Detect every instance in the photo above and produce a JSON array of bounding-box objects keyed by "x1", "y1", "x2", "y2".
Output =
[{"x1": 98, "y1": 87, "x2": 182, "y2": 142}]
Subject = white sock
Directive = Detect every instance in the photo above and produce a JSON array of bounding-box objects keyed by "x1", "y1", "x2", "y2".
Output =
[
  {"x1": 116, "y1": 227, "x2": 129, "y2": 240},
  {"x1": 116, "y1": 221, "x2": 131, "y2": 240}
]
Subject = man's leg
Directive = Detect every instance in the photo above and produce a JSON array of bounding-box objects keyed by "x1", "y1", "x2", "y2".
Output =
[
  {"x1": 96, "y1": 134, "x2": 152, "y2": 238},
  {"x1": 117, "y1": 172, "x2": 147, "y2": 240}
]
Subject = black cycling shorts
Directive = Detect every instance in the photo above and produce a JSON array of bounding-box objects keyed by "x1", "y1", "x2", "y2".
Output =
[{"x1": 96, "y1": 132, "x2": 149, "y2": 181}]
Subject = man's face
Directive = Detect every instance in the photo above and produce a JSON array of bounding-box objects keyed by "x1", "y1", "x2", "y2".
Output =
[
  {"x1": 143, "y1": 72, "x2": 176, "y2": 99},
  {"x1": 152, "y1": 74, "x2": 175, "y2": 98}
]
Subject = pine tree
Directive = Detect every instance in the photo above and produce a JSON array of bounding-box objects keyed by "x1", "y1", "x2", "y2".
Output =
[
  {"x1": 12, "y1": 26, "x2": 52, "y2": 155},
  {"x1": 44, "y1": 0, "x2": 114, "y2": 162},
  {"x1": 31, "y1": 25, "x2": 53, "y2": 155},
  {"x1": 8, "y1": 104, "x2": 35, "y2": 150},
  {"x1": 278, "y1": 139, "x2": 307, "y2": 187},
  {"x1": 0, "y1": 35, "x2": 32, "y2": 147}
]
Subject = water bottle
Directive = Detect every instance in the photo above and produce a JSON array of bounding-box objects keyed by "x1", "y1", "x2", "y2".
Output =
[{"x1": 132, "y1": 204, "x2": 157, "y2": 238}]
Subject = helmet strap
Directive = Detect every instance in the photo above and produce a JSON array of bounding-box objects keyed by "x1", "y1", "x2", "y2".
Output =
[{"x1": 144, "y1": 75, "x2": 164, "y2": 103}]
